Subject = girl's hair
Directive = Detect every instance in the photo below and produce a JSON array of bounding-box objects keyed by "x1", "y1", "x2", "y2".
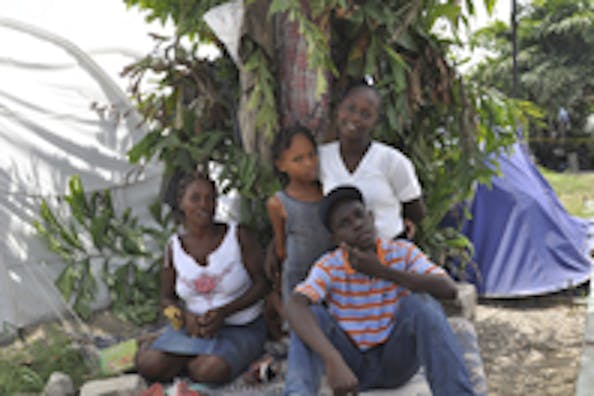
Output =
[
  {"x1": 338, "y1": 78, "x2": 382, "y2": 107},
  {"x1": 271, "y1": 125, "x2": 317, "y2": 185},
  {"x1": 330, "y1": 76, "x2": 382, "y2": 112},
  {"x1": 173, "y1": 171, "x2": 217, "y2": 223}
]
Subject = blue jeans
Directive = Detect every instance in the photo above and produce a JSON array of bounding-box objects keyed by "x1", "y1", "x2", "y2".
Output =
[{"x1": 284, "y1": 294, "x2": 476, "y2": 396}]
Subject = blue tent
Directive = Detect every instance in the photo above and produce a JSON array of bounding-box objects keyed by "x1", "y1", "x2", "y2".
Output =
[{"x1": 462, "y1": 142, "x2": 593, "y2": 296}]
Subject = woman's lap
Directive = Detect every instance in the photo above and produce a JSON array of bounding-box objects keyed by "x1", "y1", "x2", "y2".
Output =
[{"x1": 150, "y1": 316, "x2": 267, "y2": 379}]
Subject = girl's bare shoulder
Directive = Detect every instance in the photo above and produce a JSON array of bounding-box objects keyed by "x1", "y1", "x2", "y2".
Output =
[{"x1": 266, "y1": 192, "x2": 286, "y2": 214}]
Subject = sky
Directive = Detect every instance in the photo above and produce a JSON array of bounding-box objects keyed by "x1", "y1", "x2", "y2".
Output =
[
  {"x1": 468, "y1": 0, "x2": 512, "y2": 30},
  {"x1": 446, "y1": 0, "x2": 513, "y2": 72}
]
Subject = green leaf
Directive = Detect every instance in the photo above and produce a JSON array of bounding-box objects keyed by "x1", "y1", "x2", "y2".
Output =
[
  {"x1": 268, "y1": 0, "x2": 292, "y2": 16},
  {"x1": 127, "y1": 130, "x2": 161, "y2": 163},
  {"x1": 149, "y1": 200, "x2": 163, "y2": 223},
  {"x1": 40, "y1": 199, "x2": 84, "y2": 250},
  {"x1": 65, "y1": 175, "x2": 89, "y2": 222},
  {"x1": 90, "y1": 212, "x2": 110, "y2": 249},
  {"x1": 446, "y1": 234, "x2": 473, "y2": 249},
  {"x1": 315, "y1": 67, "x2": 328, "y2": 99},
  {"x1": 483, "y1": 0, "x2": 496, "y2": 15},
  {"x1": 121, "y1": 231, "x2": 144, "y2": 255},
  {"x1": 426, "y1": 3, "x2": 461, "y2": 30},
  {"x1": 55, "y1": 265, "x2": 77, "y2": 301},
  {"x1": 73, "y1": 295, "x2": 92, "y2": 320}
]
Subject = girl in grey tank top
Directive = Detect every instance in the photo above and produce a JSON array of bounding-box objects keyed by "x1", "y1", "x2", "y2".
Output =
[{"x1": 266, "y1": 127, "x2": 334, "y2": 304}]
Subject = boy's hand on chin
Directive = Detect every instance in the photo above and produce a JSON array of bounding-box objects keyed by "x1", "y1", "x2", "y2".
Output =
[{"x1": 341, "y1": 243, "x2": 382, "y2": 277}]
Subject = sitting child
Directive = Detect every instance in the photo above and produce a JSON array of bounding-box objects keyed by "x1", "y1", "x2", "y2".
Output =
[{"x1": 283, "y1": 185, "x2": 476, "y2": 396}]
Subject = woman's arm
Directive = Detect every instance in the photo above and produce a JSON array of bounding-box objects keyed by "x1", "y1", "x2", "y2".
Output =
[
  {"x1": 265, "y1": 195, "x2": 287, "y2": 281},
  {"x1": 266, "y1": 195, "x2": 287, "y2": 261},
  {"x1": 160, "y1": 242, "x2": 180, "y2": 309},
  {"x1": 402, "y1": 197, "x2": 425, "y2": 226},
  {"x1": 226, "y1": 225, "x2": 270, "y2": 313},
  {"x1": 161, "y1": 242, "x2": 200, "y2": 333},
  {"x1": 402, "y1": 198, "x2": 426, "y2": 239}
]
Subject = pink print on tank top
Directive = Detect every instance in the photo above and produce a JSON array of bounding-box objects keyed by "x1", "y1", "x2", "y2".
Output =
[
  {"x1": 180, "y1": 263, "x2": 233, "y2": 306},
  {"x1": 193, "y1": 274, "x2": 218, "y2": 294}
]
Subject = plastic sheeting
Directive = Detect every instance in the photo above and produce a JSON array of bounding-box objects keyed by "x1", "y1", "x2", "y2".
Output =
[
  {"x1": 0, "y1": 17, "x2": 163, "y2": 332},
  {"x1": 462, "y1": 142, "x2": 593, "y2": 296}
]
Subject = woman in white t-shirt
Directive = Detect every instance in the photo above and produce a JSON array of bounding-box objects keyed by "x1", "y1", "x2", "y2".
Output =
[
  {"x1": 319, "y1": 82, "x2": 425, "y2": 239},
  {"x1": 135, "y1": 172, "x2": 268, "y2": 384}
]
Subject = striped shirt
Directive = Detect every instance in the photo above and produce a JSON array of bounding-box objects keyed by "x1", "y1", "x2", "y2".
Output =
[{"x1": 294, "y1": 238, "x2": 446, "y2": 350}]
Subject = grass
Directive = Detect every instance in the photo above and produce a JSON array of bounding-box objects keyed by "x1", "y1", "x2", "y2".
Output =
[
  {"x1": 0, "y1": 325, "x2": 99, "y2": 395},
  {"x1": 539, "y1": 167, "x2": 594, "y2": 218}
]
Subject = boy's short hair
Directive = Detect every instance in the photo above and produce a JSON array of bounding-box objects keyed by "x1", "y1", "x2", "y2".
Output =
[{"x1": 319, "y1": 185, "x2": 364, "y2": 231}]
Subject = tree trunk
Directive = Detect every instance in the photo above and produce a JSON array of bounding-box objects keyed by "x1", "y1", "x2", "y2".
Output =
[{"x1": 274, "y1": 1, "x2": 332, "y2": 141}]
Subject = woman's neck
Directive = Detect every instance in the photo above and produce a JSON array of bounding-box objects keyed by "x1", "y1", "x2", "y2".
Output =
[
  {"x1": 340, "y1": 137, "x2": 371, "y2": 155},
  {"x1": 184, "y1": 221, "x2": 217, "y2": 239},
  {"x1": 339, "y1": 138, "x2": 372, "y2": 173}
]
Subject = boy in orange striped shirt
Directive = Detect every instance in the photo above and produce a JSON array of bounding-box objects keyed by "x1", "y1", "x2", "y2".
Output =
[{"x1": 284, "y1": 186, "x2": 476, "y2": 396}]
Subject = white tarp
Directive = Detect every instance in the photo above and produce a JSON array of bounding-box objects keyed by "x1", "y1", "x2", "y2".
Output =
[{"x1": 0, "y1": 2, "x2": 169, "y2": 333}]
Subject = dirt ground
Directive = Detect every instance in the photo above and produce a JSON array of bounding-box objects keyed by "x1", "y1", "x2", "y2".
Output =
[{"x1": 474, "y1": 296, "x2": 587, "y2": 396}]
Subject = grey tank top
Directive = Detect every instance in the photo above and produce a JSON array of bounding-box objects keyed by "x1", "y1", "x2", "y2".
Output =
[{"x1": 277, "y1": 190, "x2": 335, "y2": 300}]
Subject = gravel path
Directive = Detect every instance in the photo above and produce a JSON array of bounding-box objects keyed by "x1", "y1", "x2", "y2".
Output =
[{"x1": 474, "y1": 297, "x2": 586, "y2": 396}]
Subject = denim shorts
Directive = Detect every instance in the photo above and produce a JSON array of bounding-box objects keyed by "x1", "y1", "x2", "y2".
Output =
[{"x1": 150, "y1": 315, "x2": 267, "y2": 378}]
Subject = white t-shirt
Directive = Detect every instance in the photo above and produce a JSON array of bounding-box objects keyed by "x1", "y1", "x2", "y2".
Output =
[
  {"x1": 172, "y1": 222, "x2": 262, "y2": 325},
  {"x1": 319, "y1": 141, "x2": 422, "y2": 238}
]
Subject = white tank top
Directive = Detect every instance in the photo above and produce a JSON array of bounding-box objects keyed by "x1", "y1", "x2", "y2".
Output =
[{"x1": 172, "y1": 222, "x2": 262, "y2": 325}]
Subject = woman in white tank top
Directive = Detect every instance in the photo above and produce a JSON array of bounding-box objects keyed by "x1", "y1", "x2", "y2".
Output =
[{"x1": 135, "y1": 173, "x2": 269, "y2": 384}]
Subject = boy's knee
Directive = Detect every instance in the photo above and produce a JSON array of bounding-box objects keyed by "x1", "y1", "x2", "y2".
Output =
[
  {"x1": 187, "y1": 355, "x2": 231, "y2": 384},
  {"x1": 403, "y1": 293, "x2": 441, "y2": 311}
]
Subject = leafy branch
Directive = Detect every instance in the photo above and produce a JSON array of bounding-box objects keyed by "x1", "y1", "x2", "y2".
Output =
[{"x1": 34, "y1": 175, "x2": 174, "y2": 323}]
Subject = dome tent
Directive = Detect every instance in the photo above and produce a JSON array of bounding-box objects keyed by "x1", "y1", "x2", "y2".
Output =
[{"x1": 462, "y1": 140, "x2": 593, "y2": 296}]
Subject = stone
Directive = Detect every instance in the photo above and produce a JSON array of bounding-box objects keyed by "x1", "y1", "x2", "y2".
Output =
[
  {"x1": 440, "y1": 282, "x2": 477, "y2": 320},
  {"x1": 320, "y1": 370, "x2": 431, "y2": 396},
  {"x1": 43, "y1": 371, "x2": 74, "y2": 396},
  {"x1": 79, "y1": 374, "x2": 147, "y2": 396},
  {"x1": 360, "y1": 370, "x2": 431, "y2": 395}
]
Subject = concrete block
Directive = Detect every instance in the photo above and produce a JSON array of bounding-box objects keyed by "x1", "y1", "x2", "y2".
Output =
[
  {"x1": 79, "y1": 374, "x2": 147, "y2": 396},
  {"x1": 448, "y1": 317, "x2": 488, "y2": 396},
  {"x1": 320, "y1": 370, "x2": 431, "y2": 396},
  {"x1": 575, "y1": 273, "x2": 594, "y2": 396},
  {"x1": 360, "y1": 370, "x2": 431, "y2": 395},
  {"x1": 440, "y1": 282, "x2": 477, "y2": 320}
]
